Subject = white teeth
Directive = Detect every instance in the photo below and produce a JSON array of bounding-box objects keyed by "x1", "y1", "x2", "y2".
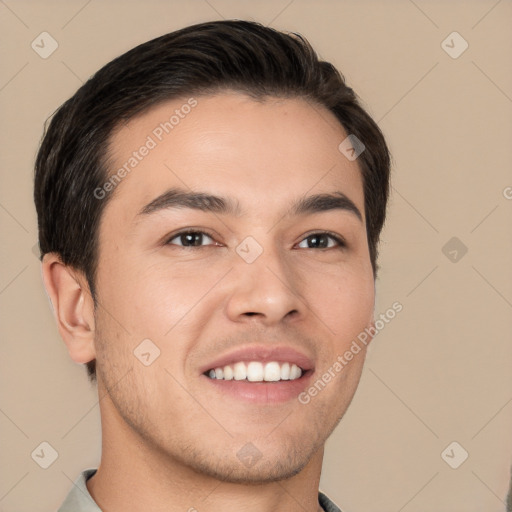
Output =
[
  {"x1": 207, "y1": 361, "x2": 303, "y2": 381},
  {"x1": 233, "y1": 362, "x2": 247, "y2": 380},
  {"x1": 247, "y1": 361, "x2": 264, "y2": 382},
  {"x1": 290, "y1": 364, "x2": 301, "y2": 380},
  {"x1": 223, "y1": 365, "x2": 234, "y2": 380},
  {"x1": 264, "y1": 361, "x2": 281, "y2": 381}
]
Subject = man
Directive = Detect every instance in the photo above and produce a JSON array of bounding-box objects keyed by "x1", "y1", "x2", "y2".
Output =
[{"x1": 34, "y1": 20, "x2": 390, "y2": 512}]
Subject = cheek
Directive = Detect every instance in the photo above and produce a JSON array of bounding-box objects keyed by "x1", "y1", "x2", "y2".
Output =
[
  {"x1": 96, "y1": 251, "x2": 208, "y2": 333},
  {"x1": 107, "y1": 261, "x2": 231, "y2": 362},
  {"x1": 302, "y1": 264, "x2": 375, "y2": 345}
]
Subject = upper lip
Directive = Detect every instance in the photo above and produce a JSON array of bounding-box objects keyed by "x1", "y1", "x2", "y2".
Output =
[{"x1": 199, "y1": 345, "x2": 315, "y2": 375}]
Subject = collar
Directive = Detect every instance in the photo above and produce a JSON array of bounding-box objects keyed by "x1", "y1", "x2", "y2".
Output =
[{"x1": 58, "y1": 469, "x2": 342, "y2": 512}]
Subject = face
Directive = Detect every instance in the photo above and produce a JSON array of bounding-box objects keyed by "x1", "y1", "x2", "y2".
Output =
[{"x1": 93, "y1": 91, "x2": 375, "y2": 483}]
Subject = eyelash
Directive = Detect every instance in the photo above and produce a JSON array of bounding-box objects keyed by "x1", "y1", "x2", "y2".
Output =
[{"x1": 164, "y1": 229, "x2": 346, "y2": 250}]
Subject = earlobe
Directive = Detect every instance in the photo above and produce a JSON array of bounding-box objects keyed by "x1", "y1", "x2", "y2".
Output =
[{"x1": 41, "y1": 253, "x2": 96, "y2": 365}]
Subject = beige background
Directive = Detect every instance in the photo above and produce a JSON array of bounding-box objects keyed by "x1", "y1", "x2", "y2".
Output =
[{"x1": 1, "y1": 0, "x2": 511, "y2": 510}]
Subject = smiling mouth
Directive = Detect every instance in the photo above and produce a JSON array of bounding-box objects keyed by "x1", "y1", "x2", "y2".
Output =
[{"x1": 204, "y1": 361, "x2": 306, "y2": 382}]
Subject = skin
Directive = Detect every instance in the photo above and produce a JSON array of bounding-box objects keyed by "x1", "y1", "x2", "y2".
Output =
[{"x1": 42, "y1": 91, "x2": 376, "y2": 512}]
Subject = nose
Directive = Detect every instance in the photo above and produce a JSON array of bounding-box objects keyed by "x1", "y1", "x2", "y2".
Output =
[{"x1": 225, "y1": 242, "x2": 303, "y2": 326}]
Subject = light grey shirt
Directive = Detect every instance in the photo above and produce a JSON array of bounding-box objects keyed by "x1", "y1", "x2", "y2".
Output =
[{"x1": 58, "y1": 469, "x2": 342, "y2": 512}]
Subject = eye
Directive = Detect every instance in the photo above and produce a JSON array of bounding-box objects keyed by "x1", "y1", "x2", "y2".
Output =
[
  {"x1": 164, "y1": 229, "x2": 346, "y2": 250},
  {"x1": 297, "y1": 232, "x2": 346, "y2": 250},
  {"x1": 165, "y1": 230, "x2": 216, "y2": 247}
]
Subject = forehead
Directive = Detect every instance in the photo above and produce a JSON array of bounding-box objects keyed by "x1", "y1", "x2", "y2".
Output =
[{"x1": 103, "y1": 91, "x2": 365, "y2": 225}]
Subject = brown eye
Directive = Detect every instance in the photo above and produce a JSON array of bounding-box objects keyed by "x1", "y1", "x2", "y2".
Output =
[
  {"x1": 166, "y1": 230, "x2": 215, "y2": 247},
  {"x1": 297, "y1": 232, "x2": 346, "y2": 249}
]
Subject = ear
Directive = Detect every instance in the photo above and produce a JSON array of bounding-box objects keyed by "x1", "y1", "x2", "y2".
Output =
[{"x1": 41, "y1": 253, "x2": 96, "y2": 364}]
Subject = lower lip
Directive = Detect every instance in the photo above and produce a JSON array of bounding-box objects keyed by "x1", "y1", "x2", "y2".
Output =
[{"x1": 202, "y1": 371, "x2": 314, "y2": 404}]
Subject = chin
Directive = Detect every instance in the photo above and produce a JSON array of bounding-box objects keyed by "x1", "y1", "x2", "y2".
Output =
[
  {"x1": 193, "y1": 453, "x2": 312, "y2": 485},
  {"x1": 174, "y1": 433, "x2": 323, "y2": 486}
]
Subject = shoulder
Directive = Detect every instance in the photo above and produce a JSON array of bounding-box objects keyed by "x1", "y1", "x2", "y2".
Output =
[
  {"x1": 318, "y1": 490, "x2": 343, "y2": 512},
  {"x1": 57, "y1": 469, "x2": 101, "y2": 512}
]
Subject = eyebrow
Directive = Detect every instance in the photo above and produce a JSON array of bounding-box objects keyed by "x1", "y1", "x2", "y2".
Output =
[{"x1": 137, "y1": 187, "x2": 363, "y2": 223}]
